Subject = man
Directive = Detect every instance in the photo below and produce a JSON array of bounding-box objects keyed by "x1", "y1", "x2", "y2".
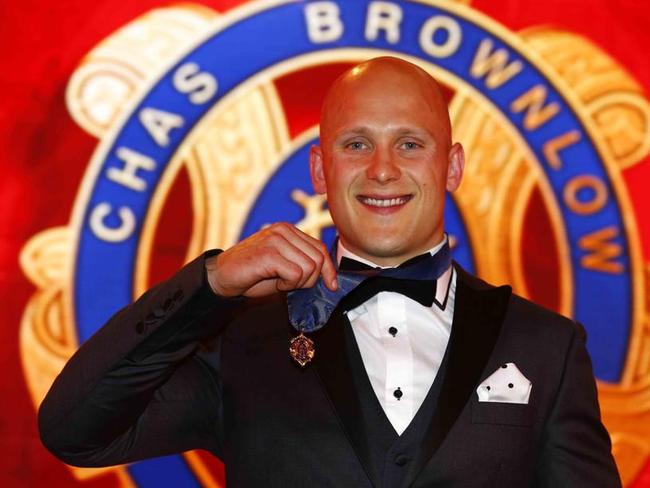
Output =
[{"x1": 39, "y1": 57, "x2": 620, "y2": 487}]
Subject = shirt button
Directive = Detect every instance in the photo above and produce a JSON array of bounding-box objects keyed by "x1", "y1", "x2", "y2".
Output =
[
  {"x1": 394, "y1": 454, "x2": 410, "y2": 466},
  {"x1": 393, "y1": 387, "x2": 403, "y2": 400},
  {"x1": 388, "y1": 326, "x2": 398, "y2": 337}
]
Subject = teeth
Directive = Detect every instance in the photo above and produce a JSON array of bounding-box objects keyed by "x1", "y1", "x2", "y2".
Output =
[{"x1": 360, "y1": 196, "x2": 408, "y2": 207}]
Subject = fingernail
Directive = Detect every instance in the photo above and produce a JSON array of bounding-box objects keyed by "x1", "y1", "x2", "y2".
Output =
[{"x1": 331, "y1": 279, "x2": 338, "y2": 290}]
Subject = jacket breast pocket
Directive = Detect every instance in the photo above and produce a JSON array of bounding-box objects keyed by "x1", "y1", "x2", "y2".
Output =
[{"x1": 471, "y1": 401, "x2": 534, "y2": 427}]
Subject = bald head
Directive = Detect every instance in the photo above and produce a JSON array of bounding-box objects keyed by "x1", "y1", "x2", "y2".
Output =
[{"x1": 320, "y1": 57, "x2": 451, "y2": 148}]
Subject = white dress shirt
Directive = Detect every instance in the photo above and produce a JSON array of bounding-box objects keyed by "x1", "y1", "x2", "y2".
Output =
[{"x1": 338, "y1": 238, "x2": 456, "y2": 435}]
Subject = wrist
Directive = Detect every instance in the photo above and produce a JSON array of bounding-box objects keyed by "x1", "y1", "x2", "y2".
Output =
[{"x1": 204, "y1": 253, "x2": 226, "y2": 296}]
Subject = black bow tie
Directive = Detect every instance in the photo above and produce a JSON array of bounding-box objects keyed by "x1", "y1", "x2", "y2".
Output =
[
  {"x1": 338, "y1": 254, "x2": 437, "y2": 310},
  {"x1": 340, "y1": 276, "x2": 437, "y2": 311},
  {"x1": 288, "y1": 242, "x2": 451, "y2": 333}
]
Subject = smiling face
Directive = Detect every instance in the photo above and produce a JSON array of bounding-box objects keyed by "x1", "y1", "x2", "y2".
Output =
[{"x1": 310, "y1": 57, "x2": 465, "y2": 266}]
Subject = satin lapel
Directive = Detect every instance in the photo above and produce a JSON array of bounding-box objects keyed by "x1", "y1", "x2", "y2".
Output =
[
  {"x1": 403, "y1": 264, "x2": 512, "y2": 488},
  {"x1": 311, "y1": 308, "x2": 377, "y2": 487}
]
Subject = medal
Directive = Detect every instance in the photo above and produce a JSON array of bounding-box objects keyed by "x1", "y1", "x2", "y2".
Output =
[{"x1": 289, "y1": 331, "x2": 315, "y2": 367}]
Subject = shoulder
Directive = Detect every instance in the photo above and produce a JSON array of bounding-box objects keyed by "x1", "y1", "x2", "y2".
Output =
[{"x1": 453, "y1": 262, "x2": 585, "y2": 345}]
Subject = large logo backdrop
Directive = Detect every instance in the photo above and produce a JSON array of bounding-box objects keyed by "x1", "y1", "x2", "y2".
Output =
[{"x1": 3, "y1": 0, "x2": 650, "y2": 486}]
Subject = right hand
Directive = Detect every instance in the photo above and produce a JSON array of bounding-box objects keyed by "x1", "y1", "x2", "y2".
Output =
[{"x1": 205, "y1": 223, "x2": 338, "y2": 298}]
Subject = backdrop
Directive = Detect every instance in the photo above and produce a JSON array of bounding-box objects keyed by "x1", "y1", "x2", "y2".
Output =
[{"x1": 2, "y1": 0, "x2": 649, "y2": 486}]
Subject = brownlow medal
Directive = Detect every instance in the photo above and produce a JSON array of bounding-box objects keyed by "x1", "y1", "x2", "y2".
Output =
[{"x1": 289, "y1": 332, "x2": 315, "y2": 367}]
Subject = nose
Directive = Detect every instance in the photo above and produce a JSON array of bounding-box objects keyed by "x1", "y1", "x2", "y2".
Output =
[{"x1": 366, "y1": 147, "x2": 401, "y2": 183}]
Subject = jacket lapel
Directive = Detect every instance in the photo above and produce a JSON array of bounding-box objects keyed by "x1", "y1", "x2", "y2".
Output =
[
  {"x1": 311, "y1": 307, "x2": 378, "y2": 487},
  {"x1": 403, "y1": 263, "x2": 512, "y2": 487}
]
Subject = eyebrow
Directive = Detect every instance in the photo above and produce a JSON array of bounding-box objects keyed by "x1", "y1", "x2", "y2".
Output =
[{"x1": 335, "y1": 126, "x2": 435, "y2": 139}]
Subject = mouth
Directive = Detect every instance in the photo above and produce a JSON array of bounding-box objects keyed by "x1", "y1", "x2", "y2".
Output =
[{"x1": 356, "y1": 194, "x2": 413, "y2": 213}]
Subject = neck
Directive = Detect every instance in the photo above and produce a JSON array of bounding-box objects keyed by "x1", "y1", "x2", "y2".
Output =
[{"x1": 337, "y1": 235, "x2": 448, "y2": 268}]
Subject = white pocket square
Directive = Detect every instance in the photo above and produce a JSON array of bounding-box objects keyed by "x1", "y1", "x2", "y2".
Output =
[{"x1": 476, "y1": 362, "x2": 532, "y2": 404}]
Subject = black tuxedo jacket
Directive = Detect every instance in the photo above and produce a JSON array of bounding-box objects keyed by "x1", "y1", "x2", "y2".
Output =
[{"x1": 39, "y1": 252, "x2": 621, "y2": 487}]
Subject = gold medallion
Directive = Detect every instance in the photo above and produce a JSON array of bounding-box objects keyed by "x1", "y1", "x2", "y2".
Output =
[{"x1": 289, "y1": 332, "x2": 315, "y2": 367}]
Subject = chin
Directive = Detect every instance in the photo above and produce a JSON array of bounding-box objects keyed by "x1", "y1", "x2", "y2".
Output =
[{"x1": 357, "y1": 236, "x2": 410, "y2": 259}]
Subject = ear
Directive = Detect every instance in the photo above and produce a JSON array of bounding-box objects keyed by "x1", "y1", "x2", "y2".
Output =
[
  {"x1": 309, "y1": 144, "x2": 327, "y2": 194},
  {"x1": 446, "y1": 142, "x2": 465, "y2": 192}
]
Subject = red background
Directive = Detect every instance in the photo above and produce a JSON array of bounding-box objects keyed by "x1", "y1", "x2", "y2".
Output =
[{"x1": 1, "y1": 0, "x2": 649, "y2": 486}]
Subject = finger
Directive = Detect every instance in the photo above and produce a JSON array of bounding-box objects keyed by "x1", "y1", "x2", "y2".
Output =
[
  {"x1": 284, "y1": 225, "x2": 338, "y2": 291},
  {"x1": 264, "y1": 232, "x2": 318, "y2": 289},
  {"x1": 267, "y1": 252, "x2": 308, "y2": 291},
  {"x1": 244, "y1": 252, "x2": 304, "y2": 297},
  {"x1": 278, "y1": 224, "x2": 338, "y2": 290},
  {"x1": 268, "y1": 224, "x2": 327, "y2": 289}
]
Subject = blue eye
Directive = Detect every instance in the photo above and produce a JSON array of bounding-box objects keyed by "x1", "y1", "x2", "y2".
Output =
[
  {"x1": 401, "y1": 141, "x2": 419, "y2": 150},
  {"x1": 348, "y1": 141, "x2": 366, "y2": 150}
]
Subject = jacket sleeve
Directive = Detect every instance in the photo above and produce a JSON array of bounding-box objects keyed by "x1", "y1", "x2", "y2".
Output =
[
  {"x1": 533, "y1": 322, "x2": 621, "y2": 487},
  {"x1": 38, "y1": 250, "x2": 243, "y2": 467}
]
